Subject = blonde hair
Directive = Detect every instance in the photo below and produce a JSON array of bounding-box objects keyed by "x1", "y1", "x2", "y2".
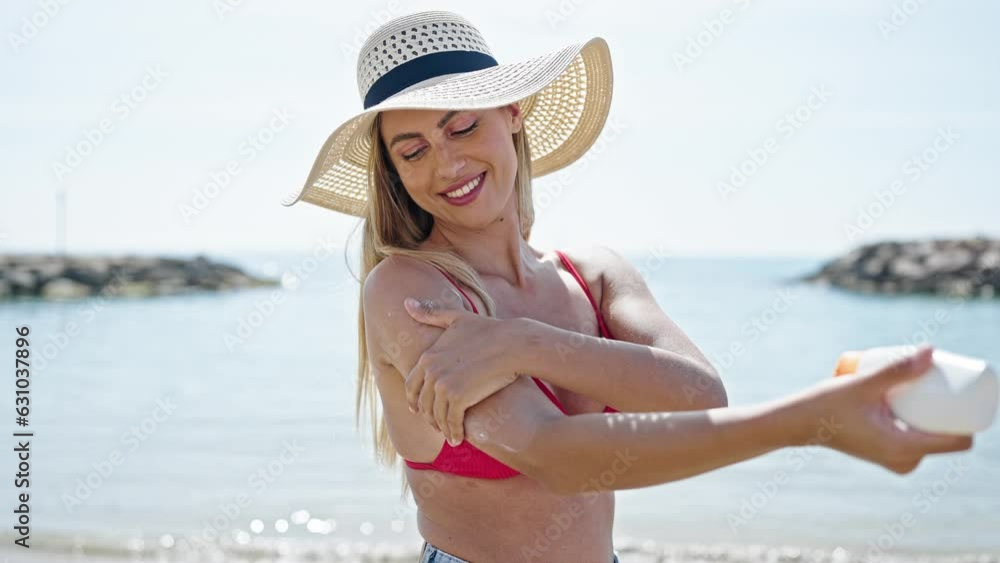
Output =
[{"x1": 353, "y1": 106, "x2": 535, "y2": 495}]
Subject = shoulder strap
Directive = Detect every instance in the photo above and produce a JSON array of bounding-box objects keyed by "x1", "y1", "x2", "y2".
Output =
[
  {"x1": 431, "y1": 265, "x2": 480, "y2": 315},
  {"x1": 554, "y1": 250, "x2": 613, "y2": 339},
  {"x1": 430, "y1": 265, "x2": 575, "y2": 414}
]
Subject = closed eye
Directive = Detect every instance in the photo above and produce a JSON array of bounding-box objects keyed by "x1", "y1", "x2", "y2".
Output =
[
  {"x1": 401, "y1": 120, "x2": 479, "y2": 161},
  {"x1": 402, "y1": 147, "x2": 425, "y2": 161},
  {"x1": 453, "y1": 121, "x2": 478, "y2": 136}
]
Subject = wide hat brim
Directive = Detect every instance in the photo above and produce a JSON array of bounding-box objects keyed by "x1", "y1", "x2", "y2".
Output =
[{"x1": 281, "y1": 37, "x2": 613, "y2": 216}]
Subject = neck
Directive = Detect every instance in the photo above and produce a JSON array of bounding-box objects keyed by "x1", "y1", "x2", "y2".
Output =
[{"x1": 422, "y1": 200, "x2": 538, "y2": 289}]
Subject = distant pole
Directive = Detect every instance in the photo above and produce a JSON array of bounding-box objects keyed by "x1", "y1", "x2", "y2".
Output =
[{"x1": 55, "y1": 185, "x2": 66, "y2": 256}]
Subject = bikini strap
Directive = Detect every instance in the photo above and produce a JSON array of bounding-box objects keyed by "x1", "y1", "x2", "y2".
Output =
[
  {"x1": 431, "y1": 263, "x2": 572, "y2": 414},
  {"x1": 431, "y1": 265, "x2": 480, "y2": 315},
  {"x1": 554, "y1": 250, "x2": 613, "y2": 339}
]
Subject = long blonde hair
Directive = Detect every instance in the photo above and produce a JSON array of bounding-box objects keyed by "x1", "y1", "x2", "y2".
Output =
[{"x1": 353, "y1": 106, "x2": 535, "y2": 492}]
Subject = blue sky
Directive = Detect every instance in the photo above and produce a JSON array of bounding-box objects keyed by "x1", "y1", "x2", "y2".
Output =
[{"x1": 2, "y1": 0, "x2": 997, "y2": 257}]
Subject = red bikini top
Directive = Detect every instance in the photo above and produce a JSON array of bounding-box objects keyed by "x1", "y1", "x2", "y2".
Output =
[{"x1": 403, "y1": 250, "x2": 619, "y2": 479}]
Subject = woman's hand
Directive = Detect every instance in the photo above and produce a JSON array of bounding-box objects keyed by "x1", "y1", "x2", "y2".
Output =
[
  {"x1": 403, "y1": 297, "x2": 522, "y2": 446},
  {"x1": 789, "y1": 345, "x2": 973, "y2": 474}
]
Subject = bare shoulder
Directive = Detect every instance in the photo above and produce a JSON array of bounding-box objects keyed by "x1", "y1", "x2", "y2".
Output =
[
  {"x1": 360, "y1": 255, "x2": 568, "y2": 470},
  {"x1": 555, "y1": 245, "x2": 645, "y2": 304},
  {"x1": 362, "y1": 255, "x2": 473, "y2": 370},
  {"x1": 364, "y1": 255, "x2": 473, "y2": 314},
  {"x1": 363, "y1": 254, "x2": 439, "y2": 297}
]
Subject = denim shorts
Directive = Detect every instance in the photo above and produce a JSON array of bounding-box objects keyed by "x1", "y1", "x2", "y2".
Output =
[{"x1": 419, "y1": 541, "x2": 620, "y2": 562}]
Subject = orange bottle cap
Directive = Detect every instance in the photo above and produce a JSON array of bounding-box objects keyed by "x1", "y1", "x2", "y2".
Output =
[{"x1": 834, "y1": 351, "x2": 863, "y2": 377}]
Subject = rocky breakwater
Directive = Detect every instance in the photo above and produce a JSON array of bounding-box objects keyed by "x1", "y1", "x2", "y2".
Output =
[
  {"x1": 0, "y1": 254, "x2": 279, "y2": 301},
  {"x1": 804, "y1": 238, "x2": 1000, "y2": 298}
]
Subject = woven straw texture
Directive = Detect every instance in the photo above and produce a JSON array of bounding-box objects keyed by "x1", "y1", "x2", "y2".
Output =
[{"x1": 282, "y1": 11, "x2": 613, "y2": 216}]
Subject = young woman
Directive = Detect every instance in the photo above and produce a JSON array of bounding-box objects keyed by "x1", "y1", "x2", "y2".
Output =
[{"x1": 281, "y1": 11, "x2": 972, "y2": 563}]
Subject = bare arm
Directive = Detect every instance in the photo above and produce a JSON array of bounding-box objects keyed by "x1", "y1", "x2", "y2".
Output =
[
  {"x1": 464, "y1": 382, "x2": 795, "y2": 495},
  {"x1": 519, "y1": 246, "x2": 726, "y2": 412},
  {"x1": 517, "y1": 317, "x2": 726, "y2": 412},
  {"x1": 365, "y1": 258, "x2": 971, "y2": 496},
  {"x1": 465, "y1": 346, "x2": 971, "y2": 495}
]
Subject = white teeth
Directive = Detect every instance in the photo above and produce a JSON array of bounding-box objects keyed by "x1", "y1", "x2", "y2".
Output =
[{"x1": 444, "y1": 174, "x2": 482, "y2": 198}]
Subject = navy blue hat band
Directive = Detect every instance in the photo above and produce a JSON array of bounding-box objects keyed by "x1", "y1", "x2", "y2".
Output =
[{"x1": 363, "y1": 50, "x2": 499, "y2": 109}]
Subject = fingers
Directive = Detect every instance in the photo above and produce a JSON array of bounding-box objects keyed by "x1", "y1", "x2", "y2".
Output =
[
  {"x1": 419, "y1": 376, "x2": 464, "y2": 446},
  {"x1": 446, "y1": 403, "x2": 465, "y2": 446},
  {"x1": 418, "y1": 379, "x2": 437, "y2": 431},
  {"x1": 885, "y1": 457, "x2": 923, "y2": 475},
  {"x1": 865, "y1": 345, "x2": 934, "y2": 390},
  {"x1": 405, "y1": 365, "x2": 425, "y2": 414},
  {"x1": 906, "y1": 428, "x2": 974, "y2": 454},
  {"x1": 433, "y1": 391, "x2": 451, "y2": 443},
  {"x1": 404, "y1": 297, "x2": 439, "y2": 327},
  {"x1": 883, "y1": 434, "x2": 972, "y2": 476},
  {"x1": 404, "y1": 297, "x2": 460, "y2": 329}
]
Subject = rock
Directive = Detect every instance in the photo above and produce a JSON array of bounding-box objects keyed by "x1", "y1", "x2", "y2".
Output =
[
  {"x1": 153, "y1": 280, "x2": 199, "y2": 296},
  {"x1": 889, "y1": 258, "x2": 926, "y2": 280},
  {"x1": 5, "y1": 269, "x2": 38, "y2": 295},
  {"x1": 804, "y1": 238, "x2": 1000, "y2": 298},
  {"x1": 938, "y1": 279, "x2": 974, "y2": 297},
  {"x1": 880, "y1": 281, "x2": 899, "y2": 294},
  {"x1": 145, "y1": 266, "x2": 189, "y2": 283},
  {"x1": 0, "y1": 254, "x2": 279, "y2": 301},
  {"x1": 979, "y1": 250, "x2": 1000, "y2": 269},
  {"x1": 119, "y1": 281, "x2": 156, "y2": 298},
  {"x1": 40, "y1": 277, "x2": 92, "y2": 300},
  {"x1": 862, "y1": 258, "x2": 888, "y2": 279},
  {"x1": 858, "y1": 280, "x2": 879, "y2": 293},
  {"x1": 925, "y1": 248, "x2": 975, "y2": 274},
  {"x1": 62, "y1": 263, "x2": 112, "y2": 287}
]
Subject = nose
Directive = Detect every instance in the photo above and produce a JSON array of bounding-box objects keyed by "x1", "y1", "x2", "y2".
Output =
[{"x1": 433, "y1": 143, "x2": 467, "y2": 182}]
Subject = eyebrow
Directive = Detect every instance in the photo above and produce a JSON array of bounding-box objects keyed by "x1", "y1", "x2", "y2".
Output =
[{"x1": 388, "y1": 110, "x2": 461, "y2": 149}]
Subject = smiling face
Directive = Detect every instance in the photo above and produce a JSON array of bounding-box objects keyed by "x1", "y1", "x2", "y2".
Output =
[{"x1": 377, "y1": 105, "x2": 524, "y2": 226}]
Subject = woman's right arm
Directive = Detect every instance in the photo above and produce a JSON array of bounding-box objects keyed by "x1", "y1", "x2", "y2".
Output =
[
  {"x1": 365, "y1": 259, "x2": 973, "y2": 496},
  {"x1": 466, "y1": 347, "x2": 971, "y2": 495}
]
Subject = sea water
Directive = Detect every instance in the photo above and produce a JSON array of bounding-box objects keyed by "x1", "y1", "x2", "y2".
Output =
[{"x1": 0, "y1": 252, "x2": 996, "y2": 560}]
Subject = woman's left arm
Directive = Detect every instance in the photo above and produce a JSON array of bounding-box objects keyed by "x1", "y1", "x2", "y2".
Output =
[
  {"x1": 403, "y1": 247, "x2": 728, "y2": 444},
  {"x1": 518, "y1": 246, "x2": 728, "y2": 413}
]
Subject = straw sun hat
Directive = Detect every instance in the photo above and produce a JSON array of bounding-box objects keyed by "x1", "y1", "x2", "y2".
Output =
[{"x1": 280, "y1": 10, "x2": 613, "y2": 216}]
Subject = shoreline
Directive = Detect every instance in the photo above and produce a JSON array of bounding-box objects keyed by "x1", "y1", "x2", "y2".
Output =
[{"x1": 1, "y1": 535, "x2": 996, "y2": 563}]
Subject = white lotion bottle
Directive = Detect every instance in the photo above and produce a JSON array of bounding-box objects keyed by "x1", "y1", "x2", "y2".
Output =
[{"x1": 834, "y1": 346, "x2": 999, "y2": 435}]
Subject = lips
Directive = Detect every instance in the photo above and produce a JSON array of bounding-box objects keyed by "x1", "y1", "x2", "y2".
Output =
[
  {"x1": 440, "y1": 171, "x2": 486, "y2": 197},
  {"x1": 439, "y1": 171, "x2": 486, "y2": 206}
]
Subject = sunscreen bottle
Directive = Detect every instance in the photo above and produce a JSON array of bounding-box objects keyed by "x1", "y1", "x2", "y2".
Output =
[{"x1": 834, "y1": 346, "x2": 999, "y2": 435}]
